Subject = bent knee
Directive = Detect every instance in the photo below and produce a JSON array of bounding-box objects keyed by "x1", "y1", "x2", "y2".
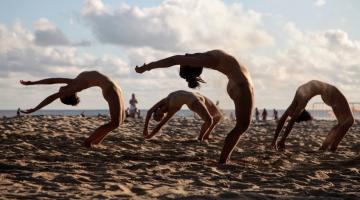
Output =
[
  {"x1": 205, "y1": 116, "x2": 214, "y2": 125},
  {"x1": 214, "y1": 113, "x2": 222, "y2": 122},
  {"x1": 342, "y1": 117, "x2": 354, "y2": 127}
]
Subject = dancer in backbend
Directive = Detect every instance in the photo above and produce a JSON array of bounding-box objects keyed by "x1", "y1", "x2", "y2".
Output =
[
  {"x1": 271, "y1": 80, "x2": 354, "y2": 151},
  {"x1": 20, "y1": 71, "x2": 125, "y2": 147},
  {"x1": 143, "y1": 90, "x2": 222, "y2": 141},
  {"x1": 135, "y1": 50, "x2": 254, "y2": 163}
]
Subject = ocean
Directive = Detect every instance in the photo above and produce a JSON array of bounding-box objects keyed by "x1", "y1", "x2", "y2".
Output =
[{"x1": 1, "y1": 109, "x2": 356, "y2": 120}]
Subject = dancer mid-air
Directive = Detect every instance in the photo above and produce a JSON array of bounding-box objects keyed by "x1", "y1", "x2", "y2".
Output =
[
  {"x1": 143, "y1": 90, "x2": 222, "y2": 140},
  {"x1": 271, "y1": 80, "x2": 354, "y2": 151},
  {"x1": 20, "y1": 71, "x2": 125, "y2": 147},
  {"x1": 135, "y1": 50, "x2": 254, "y2": 163}
]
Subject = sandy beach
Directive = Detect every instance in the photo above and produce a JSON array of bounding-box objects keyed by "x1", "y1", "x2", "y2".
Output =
[{"x1": 0, "y1": 115, "x2": 359, "y2": 199}]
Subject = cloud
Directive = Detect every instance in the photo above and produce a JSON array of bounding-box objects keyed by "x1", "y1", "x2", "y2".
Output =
[
  {"x1": 0, "y1": 21, "x2": 129, "y2": 78},
  {"x1": 244, "y1": 22, "x2": 360, "y2": 107},
  {"x1": 314, "y1": 0, "x2": 326, "y2": 7},
  {"x1": 80, "y1": 0, "x2": 360, "y2": 108},
  {"x1": 34, "y1": 18, "x2": 90, "y2": 47},
  {"x1": 34, "y1": 18, "x2": 71, "y2": 46},
  {"x1": 1, "y1": 1, "x2": 359, "y2": 110},
  {"x1": 82, "y1": 0, "x2": 274, "y2": 52},
  {"x1": 0, "y1": 20, "x2": 133, "y2": 109}
]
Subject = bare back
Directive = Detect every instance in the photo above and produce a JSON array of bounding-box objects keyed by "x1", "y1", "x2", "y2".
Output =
[
  {"x1": 167, "y1": 90, "x2": 204, "y2": 110},
  {"x1": 295, "y1": 80, "x2": 351, "y2": 117},
  {"x1": 73, "y1": 71, "x2": 125, "y2": 123},
  {"x1": 74, "y1": 71, "x2": 119, "y2": 91}
]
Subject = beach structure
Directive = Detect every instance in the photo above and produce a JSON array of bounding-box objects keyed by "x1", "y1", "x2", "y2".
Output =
[{"x1": 312, "y1": 102, "x2": 360, "y2": 120}]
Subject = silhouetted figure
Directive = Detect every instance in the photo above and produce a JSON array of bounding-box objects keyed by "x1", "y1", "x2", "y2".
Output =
[
  {"x1": 262, "y1": 109, "x2": 267, "y2": 121},
  {"x1": 273, "y1": 109, "x2": 278, "y2": 120},
  {"x1": 295, "y1": 109, "x2": 313, "y2": 122},
  {"x1": 17, "y1": 108, "x2": 21, "y2": 117},
  {"x1": 135, "y1": 49, "x2": 254, "y2": 163},
  {"x1": 271, "y1": 80, "x2": 354, "y2": 151},
  {"x1": 19, "y1": 71, "x2": 125, "y2": 147},
  {"x1": 255, "y1": 108, "x2": 260, "y2": 122}
]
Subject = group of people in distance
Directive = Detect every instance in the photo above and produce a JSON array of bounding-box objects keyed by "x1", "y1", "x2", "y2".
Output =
[
  {"x1": 254, "y1": 108, "x2": 275, "y2": 121},
  {"x1": 20, "y1": 49, "x2": 355, "y2": 164}
]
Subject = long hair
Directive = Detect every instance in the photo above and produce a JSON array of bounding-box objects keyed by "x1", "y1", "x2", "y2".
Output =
[
  {"x1": 60, "y1": 94, "x2": 80, "y2": 106},
  {"x1": 296, "y1": 109, "x2": 313, "y2": 123},
  {"x1": 179, "y1": 54, "x2": 205, "y2": 88}
]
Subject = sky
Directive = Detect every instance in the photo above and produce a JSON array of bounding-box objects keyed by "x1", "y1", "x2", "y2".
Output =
[{"x1": 0, "y1": 0, "x2": 359, "y2": 110}]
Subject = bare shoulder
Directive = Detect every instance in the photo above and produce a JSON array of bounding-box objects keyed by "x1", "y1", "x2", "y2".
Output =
[
  {"x1": 205, "y1": 49, "x2": 231, "y2": 58},
  {"x1": 76, "y1": 70, "x2": 100, "y2": 78},
  {"x1": 206, "y1": 49, "x2": 226, "y2": 54},
  {"x1": 169, "y1": 90, "x2": 194, "y2": 98},
  {"x1": 83, "y1": 70, "x2": 104, "y2": 76}
]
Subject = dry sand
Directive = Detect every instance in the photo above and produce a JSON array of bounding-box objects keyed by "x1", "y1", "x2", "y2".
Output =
[{"x1": 0, "y1": 115, "x2": 359, "y2": 199}]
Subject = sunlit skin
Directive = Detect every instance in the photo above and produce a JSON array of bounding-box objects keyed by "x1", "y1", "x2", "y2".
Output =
[
  {"x1": 271, "y1": 80, "x2": 354, "y2": 151},
  {"x1": 135, "y1": 49, "x2": 254, "y2": 163},
  {"x1": 143, "y1": 90, "x2": 222, "y2": 141},
  {"x1": 20, "y1": 71, "x2": 125, "y2": 147}
]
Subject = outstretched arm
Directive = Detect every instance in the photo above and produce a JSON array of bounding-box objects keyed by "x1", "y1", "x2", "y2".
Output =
[
  {"x1": 145, "y1": 111, "x2": 176, "y2": 139},
  {"x1": 143, "y1": 98, "x2": 167, "y2": 137},
  {"x1": 20, "y1": 78, "x2": 73, "y2": 86},
  {"x1": 21, "y1": 92, "x2": 61, "y2": 114},
  {"x1": 135, "y1": 53, "x2": 214, "y2": 73}
]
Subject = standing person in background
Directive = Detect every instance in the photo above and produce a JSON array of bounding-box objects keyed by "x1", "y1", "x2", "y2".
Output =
[
  {"x1": 126, "y1": 93, "x2": 141, "y2": 118},
  {"x1": 262, "y1": 108, "x2": 267, "y2": 121},
  {"x1": 273, "y1": 109, "x2": 278, "y2": 120},
  {"x1": 16, "y1": 108, "x2": 21, "y2": 117},
  {"x1": 255, "y1": 108, "x2": 260, "y2": 122}
]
